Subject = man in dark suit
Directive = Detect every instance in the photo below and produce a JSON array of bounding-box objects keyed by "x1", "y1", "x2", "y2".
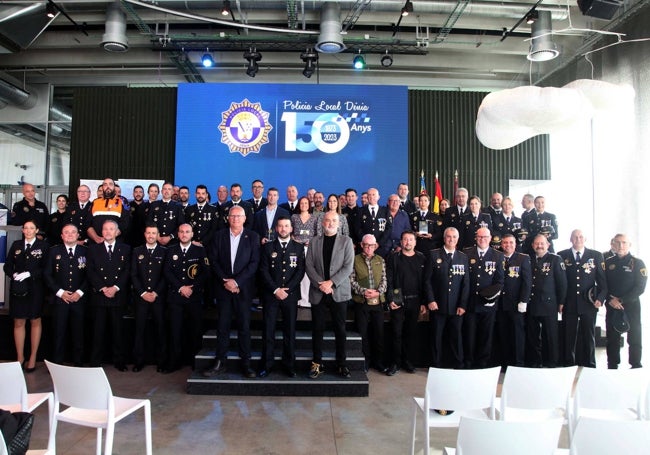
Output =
[
  {"x1": 252, "y1": 187, "x2": 290, "y2": 245},
  {"x1": 356, "y1": 188, "x2": 391, "y2": 257},
  {"x1": 426, "y1": 227, "x2": 470, "y2": 369},
  {"x1": 558, "y1": 229, "x2": 607, "y2": 368},
  {"x1": 86, "y1": 219, "x2": 131, "y2": 371},
  {"x1": 495, "y1": 233, "x2": 531, "y2": 367},
  {"x1": 131, "y1": 223, "x2": 168, "y2": 372},
  {"x1": 44, "y1": 223, "x2": 89, "y2": 366},
  {"x1": 221, "y1": 183, "x2": 255, "y2": 229},
  {"x1": 203, "y1": 205, "x2": 260, "y2": 378},
  {"x1": 528, "y1": 234, "x2": 567, "y2": 367},
  {"x1": 279, "y1": 185, "x2": 300, "y2": 215},
  {"x1": 342, "y1": 188, "x2": 360, "y2": 246},
  {"x1": 164, "y1": 223, "x2": 209, "y2": 372},
  {"x1": 247, "y1": 179, "x2": 268, "y2": 213},
  {"x1": 147, "y1": 181, "x2": 185, "y2": 246},
  {"x1": 396, "y1": 183, "x2": 416, "y2": 214},
  {"x1": 463, "y1": 227, "x2": 504, "y2": 369},
  {"x1": 306, "y1": 211, "x2": 355, "y2": 379},
  {"x1": 257, "y1": 217, "x2": 305, "y2": 378}
]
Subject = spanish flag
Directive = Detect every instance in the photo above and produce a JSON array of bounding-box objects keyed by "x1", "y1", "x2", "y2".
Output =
[{"x1": 433, "y1": 172, "x2": 443, "y2": 214}]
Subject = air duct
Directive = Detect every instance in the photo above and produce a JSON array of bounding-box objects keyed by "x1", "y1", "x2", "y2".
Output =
[
  {"x1": 315, "y1": 2, "x2": 345, "y2": 53},
  {"x1": 527, "y1": 10, "x2": 558, "y2": 62},
  {"x1": 101, "y1": 2, "x2": 128, "y2": 52}
]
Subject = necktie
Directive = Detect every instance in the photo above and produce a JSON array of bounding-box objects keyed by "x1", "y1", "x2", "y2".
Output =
[
  {"x1": 421, "y1": 211, "x2": 426, "y2": 218},
  {"x1": 447, "y1": 252, "x2": 453, "y2": 262},
  {"x1": 182, "y1": 247, "x2": 187, "y2": 255},
  {"x1": 25, "y1": 243, "x2": 32, "y2": 253},
  {"x1": 148, "y1": 248, "x2": 154, "y2": 257},
  {"x1": 505, "y1": 256, "x2": 511, "y2": 269},
  {"x1": 80, "y1": 204, "x2": 85, "y2": 210},
  {"x1": 479, "y1": 251, "x2": 484, "y2": 260},
  {"x1": 281, "y1": 242, "x2": 287, "y2": 250},
  {"x1": 68, "y1": 247, "x2": 74, "y2": 259},
  {"x1": 576, "y1": 252, "x2": 581, "y2": 263},
  {"x1": 460, "y1": 208, "x2": 464, "y2": 215},
  {"x1": 107, "y1": 244, "x2": 113, "y2": 260},
  {"x1": 371, "y1": 207, "x2": 376, "y2": 218},
  {"x1": 506, "y1": 217, "x2": 511, "y2": 223},
  {"x1": 198, "y1": 205, "x2": 203, "y2": 213},
  {"x1": 290, "y1": 203, "x2": 294, "y2": 210}
]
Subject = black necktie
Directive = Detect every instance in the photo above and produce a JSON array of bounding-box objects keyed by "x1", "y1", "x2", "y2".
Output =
[
  {"x1": 68, "y1": 247, "x2": 74, "y2": 259},
  {"x1": 198, "y1": 205, "x2": 203, "y2": 213},
  {"x1": 505, "y1": 256, "x2": 511, "y2": 269},
  {"x1": 421, "y1": 211, "x2": 426, "y2": 218},
  {"x1": 576, "y1": 252, "x2": 581, "y2": 263},
  {"x1": 182, "y1": 247, "x2": 187, "y2": 255},
  {"x1": 290, "y1": 203, "x2": 294, "y2": 210},
  {"x1": 506, "y1": 217, "x2": 511, "y2": 223},
  {"x1": 80, "y1": 204, "x2": 85, "y2": 210},
  {"x1": 148, "y1": 248, "x2": 154, "y2": 257},
  {"x1": 447, "y1": 252, "x2": 453, "y2": 262},
  {"x1": 479, "y1": 251, "x2": 484, "y2": 260},
  {"x1": 371, "y1": 207, "x2": 376, "y2": 218},
  {"x1": 25, "y1": 243, "x2": 32, "y2": 254},
  {"x1": 281, "y1": 242, "x2": 287, "y2": 250},
  {"x1": 107, "y1": 244, "x2": 113, "y2": 260}
]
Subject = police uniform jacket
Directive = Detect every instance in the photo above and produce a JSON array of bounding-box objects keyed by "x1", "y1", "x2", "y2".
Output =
[
  {"x1": 399, "y1": 199, "x2": 416, "y2": 214},
  {"x1": 126, "y1": 201, "x2": 148, "y2": 245},
  {"x1": 48, "y1": 211, "x2": 67, "y2": 245},
  {"x1": 4, "y1": 238, "x2": 49, "y2": 300},
  {"x1": 558, "y1": 248, "x2": 607, "y2": 315},
  {"x1": 528, "y1": 212, "x2": 558, "y2": 241},
  {"x1": 253, "y1": 206, "x2": 291, "y2": 241},
  {"x1": 529, "y1": 252, "x2": 567, "y2": 316},
  {"x1": 411, "y1": 210, "x2": 444, "y2": 253},
  {"x1": 464, "y1": 246, "x2": 504, "y2": 313},
  {"x1": 460, "y1": 212, "x2": 494, "y2": 249},
  {"x1": 164, "y1": 243, "x2": 208, "y2": 304},
  {"x1": 86, "y1": 242, "x2": 131, "y2": 306},
  {"x1": 66, "y1": 202, "x2": 92, "y2": 242},
  {"x1": 11, "y1": 198, "x2": 50, "y2": 234},
  {"x1": 210, "y1": 228, "x2": 260, "y2": 301},
  {"x1": 443, "y1": 206, "x2": 468, "y2": 232},
  {"x1": 259, "y1": 239, "x2": 306, "y2": 301},
  {"x1": 185, "y1": 203, "x2": 220, "y2": 245},
  {"x1": 131, "y1": 244, "x2": 167, "y2": 301},
  {"x1": 247, "y1": 197, "x2": 268, "y2": 213},
  {"x1": 356, "y1": 205, "x2": 391, "y2": 250},
  {"x1": 342, "y1": 205, "x2": 360, "y2": 244},
  {"x1": 147, "y1": 200, "x2": 185, "y2": 238},
  {"x1": 44, "y1": 244, "x2": 89, "y2": 302},
  {"x1": 425, "y1": 248, "x2": 470, "y2": 315},
  {"x1": 605, "y1": 253, "x2": 648, "y2": 305},
  {"x1": 499, "y1": 252, "x2": 532, "y2": 312}
]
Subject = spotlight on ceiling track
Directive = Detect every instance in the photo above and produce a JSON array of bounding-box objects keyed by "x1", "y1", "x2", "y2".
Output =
[
  {"x1": 525, "y1": 9, "x2": 539, "y2": 24},
  {"x1": 101, "y1": 2, "x2": 128, "y2": 52},
  {"x1": 244, "y1": 48, "x2": 262, "y2": 77},
  {"x1": 46, "y1": 1, "x2": 57, "y2": 19},
  {"x1": 380, "y1": 50, "x2": 393, "y2": 67},
  {"x1": 202, "y1": 51, "x2": 215, "y2": 68},
  {"x1": 221, "y1": 0, "x2": 231, "y2": 16},
  {"x1": 401, "y1": 0, "x2": 413, "y2": 17},
  {"x1": 527, "y1": 10, "x2": 559, "y2": 62},
  {"x1": 300, "y1": 48, "x2": 319, "y2": 78},
  {"x1": 353, "y1": 52, "x2": 366, "y2": 70}
]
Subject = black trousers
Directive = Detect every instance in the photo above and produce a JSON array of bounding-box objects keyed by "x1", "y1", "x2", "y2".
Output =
[
  {"x1": 216, "y1": 294, "x2": 252, "y2": 365},
  {"x1": 311, "y1": 296, "x2": 348, "y2": 366},
  {"x1": 463, "y1": 310, "x2": 496, "y2": 368},
  {"x1": 430, "y1": 311, "x2": 463, "y2": 369},
  {"x1": 495, "y1": 310, "x2": 526, "y2": 367},
  {"x1": 168, "y1": 300, "x2": 203, "y2": 369},
  {"x1": 354, "y1": 302, "x2": 385, "y2": 367},
  {"x1": 260, "y1": 295, "x2": 298, "y2": 370},
  {"x1": 526, "y1": 314, "x2": 558, "y2": 367},
  {"x1": 606, "y1": 301, "x2": 642, "y2": 368},
  {"x1": 388, "y1": 299, "x2": 420, "y2": 366},
  {"x1": 562, "y1": 310, "x2": 597, "y2": 367},
  {"x1": 90, "y1": 305, "x2": 124, "y2": 366},
  {"x1": 51, "y1": 301, "x2": 85, "y2": 365},
  {"x1": 133, "y1": 298, "x2": 167, "y2": 367}
]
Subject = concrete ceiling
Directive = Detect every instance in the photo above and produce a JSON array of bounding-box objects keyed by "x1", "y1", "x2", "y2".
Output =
[{"x1": 0, "y1": 0, "x2": 645, "y2": 89}]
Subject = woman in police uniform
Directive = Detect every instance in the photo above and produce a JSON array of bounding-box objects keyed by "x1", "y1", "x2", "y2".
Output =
[{"x1": 3, "y1": 220, "x2": 48, "y2": 372}]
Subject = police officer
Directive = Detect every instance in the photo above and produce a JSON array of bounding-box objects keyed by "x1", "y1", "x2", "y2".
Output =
[
  {"x1": 460, "y1": 196, "x2": 493, "y2": 250},
  {"x1": 411, "y1": 193, "x2": 444, "y2": 257},
  {"x1": 11, "y1": 183, "x2": 49, "y2": 239},
  {"x1": 525, "y1": 196, "x2": 559, "y2": 254},
  {"x1": 185, "y1": 184, "x2": 220, "y2": 247},
  {"x1": 356, "y1": 188, "x2": 391, "y2": 257},
  {"x1": 426, "y1": 227, "x2": 470, "y2": 369},
  {"x1": 558, "y1": 229, "x2": 607, "y2": 367},
  {"x1": 44, "y1": 223, "x2": 89, "y2": 366},
  {"x1": 463, "y1": 227, "x2": 504, "y2": 369},
  {"x1": 604, "y1": 234, "x2": 647, "y2": 369},
  {"x1": 147, "y1": 181, "x2": 185, "y2": 246},
  {"x1": 66, "y1": 185, "x2": 93, "y2": 246},
  {"x1": 527, "y1": 234, "x2": 567, "y2": 368},
  {"x1": 495, "y1": 233, "x2": 531, "y2": 367},
  {"x1": 257, "y1": 217, "x2": 305, "y2": 378},
  {"x1": 131, "y1": 223, "x2": 168, "y2": 372},
  {"x1": 164, "y1": 223, "x2": 209, "y2": 372}
]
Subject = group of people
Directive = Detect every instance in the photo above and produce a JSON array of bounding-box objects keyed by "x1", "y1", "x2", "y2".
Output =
[{"x1": 3, "y1": 179, "x2": 646, "y2": 379}]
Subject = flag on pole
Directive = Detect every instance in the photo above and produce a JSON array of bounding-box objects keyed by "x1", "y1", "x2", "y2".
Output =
[
  {"x1": 453, "y1": 169, "x2": 459, "y2": 200},
  {"x1": 433, "y1": 172, "x2": 443, "y2": 214},
  {"x1": 420, "y1": 170, "x2": 427, "y2": 195}
]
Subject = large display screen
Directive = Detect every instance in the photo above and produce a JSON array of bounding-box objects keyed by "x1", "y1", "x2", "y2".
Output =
[{"x1": 175, "y1": 83, "x2": 408, "y2": 203}]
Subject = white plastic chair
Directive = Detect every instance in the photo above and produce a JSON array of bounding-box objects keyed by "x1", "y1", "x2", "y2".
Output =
[
  {"x1": 570, "y1": 367, "x2": 647, "y2": 439},
  {"x1": 569, "y1": 417, "x2": 650, "y2": 454},
  {"x1": 497, "y1": 366, "x2": 577, "y2": 422},
  {"x1": 45, "y1": 360, "x2": 152, "y2": 455},
  {"x1": 0, "y1": 361, "x2": 53, "y2": 431},
  {"x1": 410, "y1": 366, "x2": 501, "y2": 455},
  {"x1": 443, "y1": 416, "x2": 563, "y2": 455}
]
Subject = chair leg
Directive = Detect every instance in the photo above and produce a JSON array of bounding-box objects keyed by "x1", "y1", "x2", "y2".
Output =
[
  {"x1": 424, "y1": 415, "x2": 430, "y2": 455},
  {"x1": 48, "y1": 418, "x2": 58, "y2": 455},
  {"x1": 144, "y1": 401, "x2": 152, "y2": 455},
  {"x1": 104, "y1": 424, "x2": 115, "y2": 455},
  {"x1": 410, "y1": 402, "x2": 418, "y2": 455},
  {"x1": 96, "y1": 428, "x2": 102, "y2": 455}
]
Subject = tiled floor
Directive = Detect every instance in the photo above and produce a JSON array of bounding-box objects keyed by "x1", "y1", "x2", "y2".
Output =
[{"x1": 18, "y1": 346, "x2": 623, "y2": 454}]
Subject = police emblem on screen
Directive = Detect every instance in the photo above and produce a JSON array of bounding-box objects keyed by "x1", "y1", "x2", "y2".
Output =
[{"x1": 219, "y1": 99, "x2": 273, "y2": 156}]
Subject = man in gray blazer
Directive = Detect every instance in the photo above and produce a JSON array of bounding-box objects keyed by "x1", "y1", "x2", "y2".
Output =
[{"x1": 306, "y1": 211, "x2": 355, "y2": 378}]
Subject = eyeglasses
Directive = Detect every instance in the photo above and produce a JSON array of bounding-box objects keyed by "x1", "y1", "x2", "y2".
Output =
[
  {"x1": 229, "y1": 214, "x2": 245, "y2": 218},
  {"x1": 361, "y1": 243, "x2": 377, "y2": 248},
  {"x1": 252, "y1": 185, "x2": 263, "y2": 189},
  {"x1": 476, "y1": 235, "x2": 491, "y2": 239}
]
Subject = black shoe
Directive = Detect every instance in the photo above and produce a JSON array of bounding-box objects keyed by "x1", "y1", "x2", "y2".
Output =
[
  {"x1": 375, "y1": 363, "x2": 389, "y2": 374},
  {"x1": 402, "y1": 361, "x2": 416, "y2": 373},
  {"x1": 24, "y1": 365, "x2": 36, "y2": 374},
  {"x1": 242, "y1": 366, "x2": 256, "y2": 379},
  {"x1": 132, "y1": 364, "x2": 144, "y2": 373},
  {"x1": 115, "y1": 363, "x2": 128, "y2": 372},
  {"x1": 337, "y1": 365, "x2": 351, "y2": 379},
  {"x1": 257, "y1": 369, "x2": 270, "y2": 378},
  {"x1": 202, "y1": 360, "x2": 226, "y2": 377},
  {"x1": 386, "y1": 364, "x2": 399, "y2": 376}
]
